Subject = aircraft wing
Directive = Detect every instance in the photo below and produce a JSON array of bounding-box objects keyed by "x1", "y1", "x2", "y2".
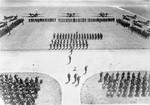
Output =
[{"x1": 22, "y1": 15, "x2": 44, "y2": 17}]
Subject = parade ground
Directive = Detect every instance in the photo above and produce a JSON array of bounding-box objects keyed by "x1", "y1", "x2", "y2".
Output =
[
  {"x1": 0, "y1": 6, "x2": 150, "y2": 50},
  {"x1": 1, "y1": 6, "x2": 150, "y2": 105}
]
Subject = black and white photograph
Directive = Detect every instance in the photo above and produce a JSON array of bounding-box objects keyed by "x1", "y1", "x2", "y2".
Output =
[{"x1": 0, "y1": 0, "x2": 150, "y2": 105}]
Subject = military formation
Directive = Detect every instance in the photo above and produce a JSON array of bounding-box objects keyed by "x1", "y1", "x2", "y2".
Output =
[
  {"x1": 65, "y1": 66, "x2": 88, "y2": 87},
  {"x1": 116, "y1": 14, "x2": 150, "y2": 39},
  {"x1": 98, "y1": 71, "x2": 150, "y2": 97},
  {"x1": 28, "y1": 18, "x2": 56, "y2": 23},
  {"x1": 0, "y1": 74, "x2": 43, "y2": 105},
  {"x1": 49, "y1": 32, "x2": 103, "y2": 50},
  {"x1": 0, "y1": 19, "x2": 24, "y2": 37}
]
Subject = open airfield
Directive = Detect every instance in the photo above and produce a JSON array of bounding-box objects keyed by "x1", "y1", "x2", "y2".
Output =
[
  {"x1": 0, "y1": 6, "x2": 150, "y2": 50},
  {"x1": 1, "y1": 6, "x2": 150, "y2": 105}
]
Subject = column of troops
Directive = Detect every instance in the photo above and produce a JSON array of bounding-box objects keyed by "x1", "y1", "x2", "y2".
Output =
[
  {"x1": 98, "y1": 71, "x2": 150, "y2": 98},
  {"x1": 0, "y1": 74, "x2": 43, "y2": 105},
  {"x1": 28, "y1": 18, "x2": 56, "y2": 23},
  {"x1": 116, "y1": 18, "x2": 150, "y2": 39},
  {"x1": 49, "y1": 32, "x2": 103, "y2": 50},
  {"x1": 87, "y1": 17, "x2": 115, "y2": 22},
  {"x1": 0, "y1": 19, "x2": 24, "y2": 37}
]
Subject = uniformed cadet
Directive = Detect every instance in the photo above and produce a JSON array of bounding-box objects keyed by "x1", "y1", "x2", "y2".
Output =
[
  {"x1": 74, "y1": 33, "x2": 77, "y2": 40},
  {"x1": 54, "y1": 44, "x2": 57, "y2": 50},
  {"x1": 86, "y1": 33, "x2": 88, "y2": 39},
  {"x1": 79, "y1": 40, "x2": 82, "y2": 49},
  {"x1": 117, "y1": 72, "x2": 125, "y2": 97},
  {"x1": 135, "y1": 72, "x2": 141, "y2": 97},
  {"x1": 97, "y1": 33, "x2": 100, "y2": 40},
  {"x1": 87, "y1": 33, "x2": 89, "y2": 40},
  {"x1": 81, "y1": 41, "x2": 84, "y2": 49},
  {"x1": 72, "y1": 73, "x2": 78, "y2": 84},
  {"x1": 122, "y1": 78, "x2": 128, "y2": 97},
  {"x1": 62, "y1": 40, "x2": 64, "y2": 49},
  {"x1": 56, "y1": 43, "x2": 59, "y2": 50},
  {"x1": 54, "y1": 40, "x2": 57, "y2": 49},
  {"x1": 68, "y1": 55, "x2": 72, "y2": 64},
  {"x1": 81, "y1": 33, "x2": 83, "y2": 39},
  {"x1": 100, "y1": 33, "x2": 103, "y2": 40},
  {"x1": 84, "y1": 40, "x2": 86, "y2": 49},
  {"x1": 52, "y1": 43, "x2": 55, "y2": 50},
  {"x1": 95, "y1": 33, "x2": 97, "y2": 40},
  {"x1": 62, "y1": 33, "x2": 64, "y2": 40},
  {"x1": 90, "y1": 33, "x2": 92, "y2": 40},
  {"x1": 58, "y1": 43, "x2": 61, "y2": 50},
  {"x1": 49, "y1": 44, "x2": 52, "y2": 50},
  {"x1": 65, "y1": 73, "x2": 71, "y2": 84},
  {"x1": 59, "y1": 33, "x2": 61, "y2": 40},
  {"x1": 98, "y1": 72, "x2": 103, "y2": 83},
  {"x1": 53, "y1": 42, "x2": 56, "y2": 50},
  {"x1": 65, "y1": 33, "x2": 67, "y2": 40},
  {"x1": 85, "y1": 40, "x2": 88, "y2": 49},
  {"x1": 51, "y1": 40, "x2": 54, "y2": 45},
  {"x1": 79, "y1": 40, "x2": 81, "y2": 47},
  {"x1": 71, "y1": 41, "x2": 73, "y2": 50},
  {"x1": 112, "y1": 72, "x2": 119, "y2": 95},
  {"x1": 141, "y1": 72, "x2": 148, "y2": 97},
  {"x1": 128, "y1": 73, "x2": 136, "y2": 97},
  {"x1": 53, "y1": 33, "x2": 56, "y2": 39},
  {"x1": 83, "y1": 65, "x2": 88, "y2": 75},
  {"x1": 75, "y1": 76, "x2": 81, "y2": 87},
  {"x1": 57, "y1": 41, "x2": 60, "y2": 50},
  {"x1": 57, "y1": 33, "x2": 60, "y2": 39},
  {"x1": 102, "y1": 72, "x2": 109, "y2": 89},
  {"x1": 62, "y1": 43, "x2": 65, "y2": 50},
  {"x1": 78, "y1": 33, "x2": 81, "y2": 39},
  {"x1": 82, "y1": 40, "x2": 85, "y2": 49},
  {"x1": 70, "y1": 33, "x2": 73, "y2": 40},
  {"x1": 60, "y1": 40, "x2": 62, "y2": 45}
]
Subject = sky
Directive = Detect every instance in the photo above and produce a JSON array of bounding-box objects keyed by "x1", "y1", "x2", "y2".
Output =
[{"x1": 0, "y1": 0, "x2": 150, "y2": 7}]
